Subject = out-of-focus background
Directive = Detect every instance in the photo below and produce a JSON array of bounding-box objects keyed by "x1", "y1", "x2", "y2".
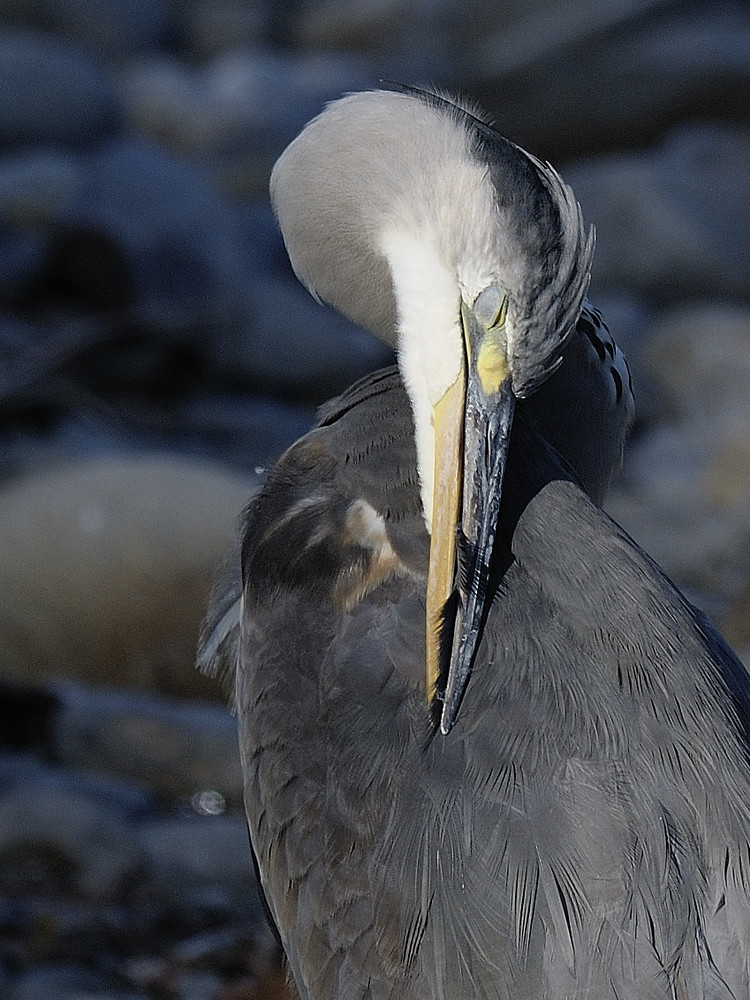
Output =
[{"x1": 0, "y1": 1, "x2": 749, "y2": 997}]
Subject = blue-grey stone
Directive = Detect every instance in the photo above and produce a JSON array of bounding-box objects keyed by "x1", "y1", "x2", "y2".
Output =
[
  {"x1": 463, "y1": 5, "x2": 750, "y2": 159},
  {"x1": 0, "y1": 30, "x2": 120, "y2": 149},
  {"x1": 208, "y1": 275, "x2": 394, "y2": 401},
  {"x1": 0, "y1": 148, "x2": 83, "y2": 226},
  {"x1": 51, "y1": 682, "x2": 244, "y2": 806},
  {"x1": 117, "y1": 49, "x2": 377, "y2": 194},
  {"x1": 10, "y1": 963, "x2": 145, "y2": 1000},
  {"x1": 137, "y1": 815, "x2": 260, "y2": 913},
  {"x1": 177, "y1": 392, "x2": 315, "y2": 472},
  {"x1": 0, "y1": 750, "x2": 156, "y2": 820},
  {"x1": 0, "y1": 228, "x2": 47, "y2": 300},
  {"x1": 566, "y1": 123, "x2": 750, "y2": 303},
  {"x1": 37, "y1": 0, "x2": 171, "y2": 58},
  {"x1": 65, "y1": 138, "x2": 255, "y2": 313},
  {"x1": 0, "y1": 785, "x2": 145, "y2": 902}
]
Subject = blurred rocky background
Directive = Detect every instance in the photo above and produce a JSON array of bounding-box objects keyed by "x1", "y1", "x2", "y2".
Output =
[{"x1": 0, "y1": 0, "x2": 749, "y2": 997}]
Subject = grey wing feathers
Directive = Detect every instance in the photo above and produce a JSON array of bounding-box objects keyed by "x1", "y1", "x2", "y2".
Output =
[
  {"x1": 196, "y1": 554, "x2": 242, "y2": 695},
  {"x1": 496, "y1": 475, "x2": 750, "y2": 998},
  {"x1": 201, "y1": 365, "x2": 750, "y2": 1000},
  {"x1": 525, "y1": 301, "x2": 634, "y2": 505},
  {"x1": 196, "y1": 366, "x2": 417, "y2": 691}
]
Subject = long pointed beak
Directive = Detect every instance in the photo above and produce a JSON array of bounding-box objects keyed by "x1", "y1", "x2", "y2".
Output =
[
  {"x1": 425, "y1": 368, "x2": 465, "y2": 703},
  {"x1": 425, "y1": 289, "x2": 515, "y2": 734}
]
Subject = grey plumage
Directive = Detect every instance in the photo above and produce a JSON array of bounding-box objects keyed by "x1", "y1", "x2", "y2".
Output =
[
  {"x1": 200, "y1": 88, "x2": 750, "y2": 999},
  {"x1": 270, "y1": 87, "x2": 594, "y2": 396}
]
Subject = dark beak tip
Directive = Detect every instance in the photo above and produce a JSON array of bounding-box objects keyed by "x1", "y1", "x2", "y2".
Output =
[{"x1": 440, "y1": 383, "x2": 516, "y2": 732}]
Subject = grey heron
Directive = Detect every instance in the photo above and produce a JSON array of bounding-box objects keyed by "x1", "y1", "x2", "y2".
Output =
[{"x1": 200, "y1": 88, "x2": 750, "y2": 999}]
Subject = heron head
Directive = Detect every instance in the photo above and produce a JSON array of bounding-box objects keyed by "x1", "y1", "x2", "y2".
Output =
[{"x1": 271, "y1": 87, "x2": 594, "y2": 733}]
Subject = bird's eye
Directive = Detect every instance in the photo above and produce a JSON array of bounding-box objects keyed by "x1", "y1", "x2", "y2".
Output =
[{"x1": 474, "y1": 285, "x2": 507, "y2": 330}]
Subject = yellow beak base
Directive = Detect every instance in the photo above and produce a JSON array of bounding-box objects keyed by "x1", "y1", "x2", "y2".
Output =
[{"x1": 425, "y1": 369, "x2": 465, "y2": 702}]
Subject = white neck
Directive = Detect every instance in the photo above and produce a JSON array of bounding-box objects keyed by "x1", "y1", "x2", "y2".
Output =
[{"x1": 379, "y1": 229, "x2": 465, "y2": 532}]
